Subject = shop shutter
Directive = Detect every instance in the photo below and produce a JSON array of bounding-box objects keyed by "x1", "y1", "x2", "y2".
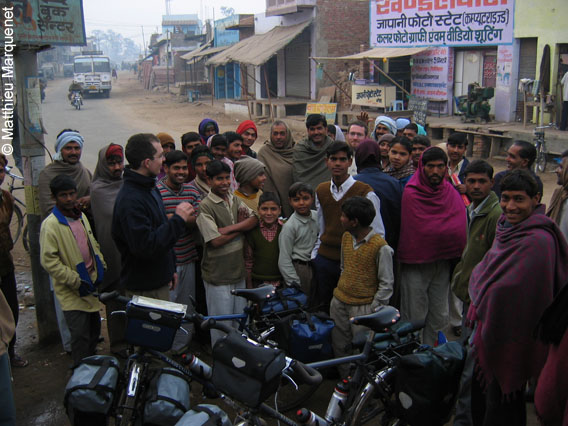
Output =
[{"x1": 516, "y1": 38, "x2": 537, "y2": 120}]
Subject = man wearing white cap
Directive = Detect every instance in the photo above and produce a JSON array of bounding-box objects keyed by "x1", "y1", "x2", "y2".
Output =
[
  {"x1": 371, "y1": 116, "x2": 397, "y2": 141},
  {"x1": 38, "y1": 129, "x2": 93, "y2": 354},
  {"x1": 38, "y1": 129, "x2": 92, "y2": 220}
]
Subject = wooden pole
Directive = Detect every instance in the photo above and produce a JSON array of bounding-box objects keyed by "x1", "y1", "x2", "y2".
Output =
[
  {"x1": 211, "y1": 66, "x2": 214, "y2": 106},
  {"x1": 367, "y1": 58, "x2": 410, "y2": 97},
  {"x1": 241, "y1": 64, "x2": 253, "y2": 121},
  {"x1": 263, "y1": 67, "x2": 274, "y2": 122},
  {"x1": 311, "y1": 58, "x2": 352, "y2": 101}
]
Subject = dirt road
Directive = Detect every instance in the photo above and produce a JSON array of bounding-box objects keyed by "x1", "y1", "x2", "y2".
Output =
[{"x1": 8, "y1": 71, "x2": 554, "y2": 425}]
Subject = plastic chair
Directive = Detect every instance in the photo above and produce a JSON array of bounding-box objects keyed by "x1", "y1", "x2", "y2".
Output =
[{"x1": 390, "y1": 100, "x2": 404, "y2": 111}]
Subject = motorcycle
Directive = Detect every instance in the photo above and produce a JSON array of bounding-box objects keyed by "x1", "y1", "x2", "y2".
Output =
[{"x1": 71, "y1": 91, "x2": 83, "y2": 110}]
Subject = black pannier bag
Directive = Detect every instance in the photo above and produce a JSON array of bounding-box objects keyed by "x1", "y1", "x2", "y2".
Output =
[
  {"x1": 143, "y1": 367, "x2": 191, "y2": 425},
  {"x1": 64, "y1": 355, "x2": 120, "y2": 425},
  {"x1": 394, "y1": 341, "x2": 466, "y2": 426},
  {"x1": 211, "y1": 330, "x2": 286, "y2": 407}
]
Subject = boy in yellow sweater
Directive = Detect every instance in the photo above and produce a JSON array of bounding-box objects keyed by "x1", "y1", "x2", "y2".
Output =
[{"x1": 330, "y1": 196, "x2": 394, "y2": 376}]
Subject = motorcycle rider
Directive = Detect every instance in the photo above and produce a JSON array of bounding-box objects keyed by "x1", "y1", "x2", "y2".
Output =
[{"x1": 68, "y1": 81, "x2": 83, "y2": 103}]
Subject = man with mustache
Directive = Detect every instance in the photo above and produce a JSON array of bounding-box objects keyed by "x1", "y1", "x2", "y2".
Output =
[
  {"x1": 398, "y1": 147, "x2": 467, "y2": 346},
  {"x1": 38, "y1": 129, "x2": 93, "y2": 354}
]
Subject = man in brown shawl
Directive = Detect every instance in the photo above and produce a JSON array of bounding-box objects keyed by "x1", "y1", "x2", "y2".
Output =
[
  {"x1": 257, "y1": 120, "x2": 295, "y2": 217},
  {"x1": 38, "y1": 129, "x2": 93, "y2": 353},
  {"x1": 292, "y1": 114, "x2": 333, "y2": 199},
  {"x1": 90, "y1": 144, "x2": 126, "y2": 355},
  {"x1": 547, "y1": 149, "x2": 568, "y2": 240},
  {"x1": 38, "y1": 129, "x2": 92, "y2": 219}
]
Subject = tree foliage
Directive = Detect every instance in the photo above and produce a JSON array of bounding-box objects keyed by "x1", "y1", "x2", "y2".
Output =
[
  {"x1": 220, "y1": 6, "x2": 235, "y2": 17},
  {"x1": 90, "y1": 30, "x2": 140, "y2": 64}
]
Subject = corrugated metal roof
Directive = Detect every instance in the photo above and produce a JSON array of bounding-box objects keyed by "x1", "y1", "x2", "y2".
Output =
[
  {"x1": 206, "y1": 21, "x2": 311, "y2": 67},
  {"x1": 181, "y1": 45, "x2": 228, "y2": 61}
]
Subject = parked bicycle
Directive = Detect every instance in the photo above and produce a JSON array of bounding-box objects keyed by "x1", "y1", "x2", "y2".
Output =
[
  {"x1": 5, "y1": 165, "x2": 29, "y2": 251},
  {"x1": 533, "y1": 124, "x2": 554, "y2": 174}
]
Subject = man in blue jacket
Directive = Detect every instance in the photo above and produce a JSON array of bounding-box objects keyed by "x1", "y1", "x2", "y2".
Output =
[{"x1": 112, "y1": 133, "x2": 193, "y2": 300}]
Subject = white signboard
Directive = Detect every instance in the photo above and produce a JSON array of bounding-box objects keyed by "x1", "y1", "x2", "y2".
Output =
[
  {"x1": 411, "y1": 47, "x2": 453, "y2": 101},
  {"x1": 352, "y1": 85, "x2": 396, "y2": 108},
  {"x1": 370, "y1": 0, "x2": 515, "y2": 47}
]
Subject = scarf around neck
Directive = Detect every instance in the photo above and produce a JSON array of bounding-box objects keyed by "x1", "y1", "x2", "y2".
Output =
[
  {"x1": 467, "y1": 207, "x2": 568, "y2": 396},
  {"x1": 292, "y1": 136, "x2": 333, "y2": 192},
  {"x1": 397, "y1": 153, "x2": 467, "y2": 263}
]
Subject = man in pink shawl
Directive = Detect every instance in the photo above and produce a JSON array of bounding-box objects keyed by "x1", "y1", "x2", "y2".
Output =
[
  {"x1": 398, "y1": 147, "x2": 467, "y2": 346},
  {"x1": 465, "y1": 169, "x2": 568, "y2": 425}
]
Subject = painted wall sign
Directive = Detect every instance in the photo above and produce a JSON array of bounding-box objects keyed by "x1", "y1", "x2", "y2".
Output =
[
  {"x1": 306, "y1": 103, "x2": 337, "y2": 122},
  {"x1": 351, "y1": 84, "x2": 396, "y2": 108},
  {"x1": 0, "y1": 0, "x2": 86, "y2": 46},
  {"x1": 370, "y1": 0, "x2": 515, "y2": 47}
]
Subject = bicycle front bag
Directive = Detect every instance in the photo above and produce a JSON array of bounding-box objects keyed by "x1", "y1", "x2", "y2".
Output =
[
  {"x1": 64, "y1": 355, "x2": 120, "y2": 424},
  {"x1": 394, "y1": 341, "x2": 466, "y2": 426},
  {"x1": 212, "y1": 330, "x2": 286, "y2": 407},
  {"x1": 125, "y1": 296, "x2": 186, "y2": 352},
  {"x1": 174, "y1": 404, "x2": 231, "y2": 426},
  {"x1": 143, "y1": 367, "x2": 191, "y2": 425}
]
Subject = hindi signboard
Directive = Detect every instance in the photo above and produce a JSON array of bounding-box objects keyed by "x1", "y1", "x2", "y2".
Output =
[
  {"x1": 370, "y1": 0, "x2": 515, "y2": 48},
  {"x1": 407, "y1": 96, "x2": 428, "y2": 126},
  {"x1": 306, "y1": 103, "x2": 338, "y2": 123},
  {"x1": 351, "y1": 85, "x2": 396, "y2": 108},
  {"x1": 1, "y1": 0, "x2": 86, "y2": 46},
  {"x1": 411, "y1": 47, "x2": 453, "y2": 101}
]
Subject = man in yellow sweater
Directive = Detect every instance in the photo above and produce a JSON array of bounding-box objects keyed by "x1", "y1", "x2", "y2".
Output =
[{"x1": 330, "y1": 196, "x2": 394, "y2": 377}]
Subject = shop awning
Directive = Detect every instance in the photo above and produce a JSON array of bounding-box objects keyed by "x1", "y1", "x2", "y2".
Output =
[
  {"x1": 312, "y1": 46, "x2": 430, "y2": 61},
  {"x1": 181, "y1": 44, "x2": 228, "y2": 61},
  {"x1": 206, "y1": 20, "x2": 312, "y2": 67}
]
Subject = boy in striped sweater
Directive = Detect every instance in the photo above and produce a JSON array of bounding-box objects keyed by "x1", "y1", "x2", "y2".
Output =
[{"x1": 330, "y1": 196, "x2": 394, "y2": 377}]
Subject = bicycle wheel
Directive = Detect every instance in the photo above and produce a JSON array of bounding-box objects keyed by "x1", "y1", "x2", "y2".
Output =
[
  {"x1": 535, "y1": 145, "x2": 547, "y2": 174},
  {"x1": 10, "y1": 203, "x2": 23, "y2": 245}
]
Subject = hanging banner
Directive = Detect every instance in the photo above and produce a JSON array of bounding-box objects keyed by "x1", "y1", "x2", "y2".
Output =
[
  {"x1": 411, "y1": 47, "x2": 453, "y2": 101},
  {"x1": 0, "y1": 0, "x2": 86, "y2": 46},
  {"x1": 370, "y1": 0, "x2": 515, "y2": 48}
]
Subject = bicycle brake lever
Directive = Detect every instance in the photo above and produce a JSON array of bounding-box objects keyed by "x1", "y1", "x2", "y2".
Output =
[{"x1": 281, "y1": 372, "x2": 299, "y2": 390}]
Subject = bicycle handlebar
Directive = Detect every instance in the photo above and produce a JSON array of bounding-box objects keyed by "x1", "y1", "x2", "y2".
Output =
[{"x1": 287, "y1": 359, "x2": 322, "y2": 386}]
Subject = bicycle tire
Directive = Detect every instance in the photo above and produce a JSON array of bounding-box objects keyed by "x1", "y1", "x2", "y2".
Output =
[
  {"x1": 118, "y1": 392, "x2": 137, "y2": 426},
  {"x1": 22, "y1": 224, "x2": 30, "y2": 252},
  {"x1": 535, "y1": 150, "x2": 547, "y2": 174},
  {"x1": 10, "y1": 203, "x2": 23, "y2": 246}
]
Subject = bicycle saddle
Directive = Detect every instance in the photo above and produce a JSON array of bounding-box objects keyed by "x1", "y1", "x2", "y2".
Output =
[
  {"x1": 351, "y1": 306, "x2": 400, "y2": 331},
  {"x1": 231, "y1": 286, "x2": 276, "y2": 304}
]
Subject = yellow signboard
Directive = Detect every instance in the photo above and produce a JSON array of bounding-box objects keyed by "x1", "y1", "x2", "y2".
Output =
[
  {"x1": 305, "y1": 103, "x2": 337, "y2": 122},
  {"x1": 352, "y1": 85, "x2": 396, "y2": 108}
]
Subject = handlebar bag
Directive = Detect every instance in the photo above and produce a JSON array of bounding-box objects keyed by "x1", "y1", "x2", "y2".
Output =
[
  {"x1": 261, "y1": 286, "x2": 308, "y2": 314},
  {"x1": 212, "y1": 330, "x2": 286, "y2": 407},
  {"x1": 174, "y1": 404, "x2": 231, "y2": 426},
  {"x1": 143, "y1": 367, "x2": 191, "y2": 425},
  {"x1": 273, "y1": 311, "x2": 335, "y2": 363},
  {"x1": 125, "y1": 296, "x2": 186, "y2": 351},
  {"x1": 394, "y1": 341, "x2": 465, "y2": 426},
  {"x1": 64, "y1": 355, "x2": 120, "y2": 424}
]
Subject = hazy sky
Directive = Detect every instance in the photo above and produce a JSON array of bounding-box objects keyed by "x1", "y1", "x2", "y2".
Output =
[{"x1": 82, "y1": 0, "x2": 265, "y2": 49}]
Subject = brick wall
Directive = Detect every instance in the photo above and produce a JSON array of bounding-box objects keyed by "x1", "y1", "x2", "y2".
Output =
[{"x1": 315, "y1": 0, "x2": 369, "y2": 107}]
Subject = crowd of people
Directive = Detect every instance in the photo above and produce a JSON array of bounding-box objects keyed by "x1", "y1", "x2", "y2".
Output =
[{"x1": 0, "y1": 111, "x2": 567, "y2": 425}]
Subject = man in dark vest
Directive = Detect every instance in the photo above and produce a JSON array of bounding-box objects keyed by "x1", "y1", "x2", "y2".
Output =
[{"x1": 312, "y1": 141, "x2": 385, "y2": 312}]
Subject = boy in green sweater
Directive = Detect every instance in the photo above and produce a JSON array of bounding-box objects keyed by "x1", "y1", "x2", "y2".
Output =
[
  {"x1": 330, "y1": 196, "x2": 394, "y2": 377},
  {"x1": 244, "y1": 192, "x2": 283, "y2": 288},
  {"x1": 196, "y1": 160, "x2": 258, "y2": 344}
]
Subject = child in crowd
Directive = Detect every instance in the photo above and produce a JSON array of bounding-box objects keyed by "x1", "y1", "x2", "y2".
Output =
[
  {"x1": 410, "y1": 135, "x2": 431, "y2": 168},
  {"x1": 196, "y1": 160, "x2": 258, "y2": 345},
  {"x1": 209, "y1": 134, "x2": 227, "y2": 161},
  {"x1": 378, "y1": 134, "x2": 394, "y2": 170},
  {"x1": 236, "y1": 120, "x2": 258, "y2": 159},
  {"x1": 188, "y1": 145, "x2": 213, "y2": 198},
  {"x1": 40, "y1": 175, "x2": 106, "y2": 367},
  {"x1": 181, "y1": 131, "x2": 202, "y2": 182},
  {"x1": 244, "y1": 192, "x2": 283, "y2": 288},
  {"x1": 330, "y1": 196, "x2": 394, "y2": 377},
  {"x1": 384, "y1": 136, "x2": 415, "y2": 186},
  {"x1": 234, "y1": 157, "x2": 267, "y2": 213},
  {"x1": 278, "y1": 183, "x2": 319, "y2": 300}
]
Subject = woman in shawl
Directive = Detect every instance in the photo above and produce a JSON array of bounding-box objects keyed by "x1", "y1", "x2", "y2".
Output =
[
  {"x1": 257, "y1": 120, "x2": 295, "y2": 217},
  {"x1": 198, "y1": 118, "x2": 219, "y2": 144}
]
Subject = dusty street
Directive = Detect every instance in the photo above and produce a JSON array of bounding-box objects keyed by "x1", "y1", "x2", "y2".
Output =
[{"x1": 5, "y1": 71, "x2": 555, "y2": 425}]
